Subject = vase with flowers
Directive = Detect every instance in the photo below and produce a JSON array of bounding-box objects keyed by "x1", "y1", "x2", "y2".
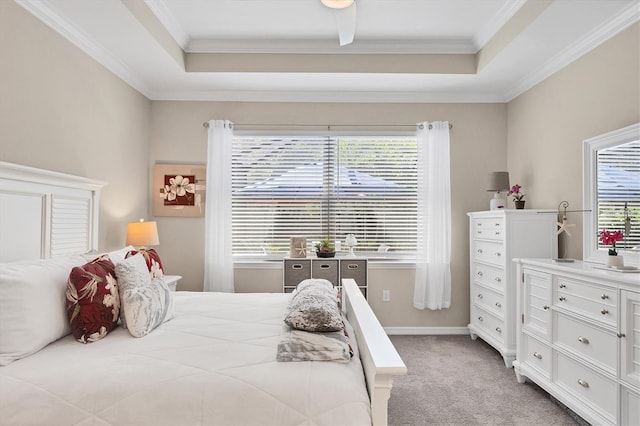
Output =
[
  {"x1": 599, "y1": 229, "x2": 624, "y2": 267},
  {"x1": 508, "y1": 184, "x2": 525, "y2": 209}
]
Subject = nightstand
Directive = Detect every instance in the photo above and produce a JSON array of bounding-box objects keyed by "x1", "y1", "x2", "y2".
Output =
[{"x1": 164, "y1": 275, "x2": 182, "y2": 292}]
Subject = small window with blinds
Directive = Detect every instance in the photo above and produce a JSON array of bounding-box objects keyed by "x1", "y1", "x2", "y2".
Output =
[
  {"x1": 232, "y1": 135, "x2": 417, "y2": 257},
  {"x1": 597, "y1": 140, "x2": 640, "y2": 251}
]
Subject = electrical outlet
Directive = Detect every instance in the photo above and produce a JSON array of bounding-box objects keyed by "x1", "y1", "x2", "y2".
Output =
[{"x1": 382, "y1": 290, "x2": 391, "y2": 302}]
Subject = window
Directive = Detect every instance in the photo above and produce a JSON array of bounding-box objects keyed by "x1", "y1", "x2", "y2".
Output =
[
  {"x1": 596, "y1": 140, "x2": 640, "y2": 251},
  {"x1": 583, "y1": 123, "x2": 640, "y2": 266},
  {"x1": 231, "y1": 135, "x2": 418, "y2": 257}
]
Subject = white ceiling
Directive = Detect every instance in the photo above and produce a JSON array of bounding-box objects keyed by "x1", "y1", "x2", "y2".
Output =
[{"x1": 16, "y1": 0, "x2": 640, "y2": 103}]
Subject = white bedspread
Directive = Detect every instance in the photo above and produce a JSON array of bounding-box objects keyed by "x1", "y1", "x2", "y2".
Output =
[{"x1": 0, "y1": 292, "x2": 371, "y2": 425}]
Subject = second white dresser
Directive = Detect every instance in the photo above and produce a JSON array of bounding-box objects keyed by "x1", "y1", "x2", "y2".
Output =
[{"x1": 467, "y1": 210, "x2": 557, "y2": 367}]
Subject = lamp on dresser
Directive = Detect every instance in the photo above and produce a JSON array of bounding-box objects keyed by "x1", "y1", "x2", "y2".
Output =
[
  {"x1": 487, "y1": 172, "x2": 510, "y2": 210},
  {"x1": 126, "y1": 219, "x2": 159, "y2": 249}
]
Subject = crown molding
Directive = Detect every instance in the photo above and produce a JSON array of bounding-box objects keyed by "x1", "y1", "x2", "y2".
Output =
[
  {"x1": 151, "y1": 89, "x2": 506, "y2": 104},
  {"x1": 187, "y1": 38, "x2": 476, "y2": 54},
  {"x1": 16, "y1": 0, "x2": 154, "y2": 99},
  {"x1": 504, "y1": 1, "x2": 640, "y2": 102},
  {"x1": 144, "y1": 0, "x2": 190, "y2": 50},
  {"x1": 473, "y1": 0, "x2": 527, "y2": 51}
]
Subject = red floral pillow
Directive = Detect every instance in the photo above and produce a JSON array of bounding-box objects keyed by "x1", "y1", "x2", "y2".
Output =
[
  {"x1": 65, "y1": 255, "x2": 120, "y2": 343},
  {"x1": 126, "y1": 248, "x2": 164, "y2": 279}
]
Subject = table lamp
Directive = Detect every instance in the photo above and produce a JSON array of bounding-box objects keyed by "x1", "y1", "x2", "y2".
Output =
[
  {"x1": 126, "y1": 219, "x2": 159, "y2": 249},
  {"x1": 487, "y1": 172, "x2": 510, "y2": 210}
]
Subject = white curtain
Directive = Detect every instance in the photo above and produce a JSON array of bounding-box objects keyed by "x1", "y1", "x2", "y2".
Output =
[
  {"x1": 204, "y1": 120, "x2": 235, "y2": 292},
  {"x1": 414, "y1": 121, "x2": 451, "y2": 310}
]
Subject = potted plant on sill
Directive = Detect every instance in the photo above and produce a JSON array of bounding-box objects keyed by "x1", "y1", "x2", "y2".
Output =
[
  {"x1": 599, "y1": 229, "x2": 624, "y2": 267},
  {"x1": 509, "y1": 184, "x2": 525, "y2": 209},
  {"x1": 315, "y1": 238, "x2": 336, "y2": 258}
]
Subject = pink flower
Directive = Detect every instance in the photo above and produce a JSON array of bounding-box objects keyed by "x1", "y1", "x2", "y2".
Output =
[
  {"x1": 508, "y1": 184, "x2": 524, "y2": 201},
  {"x1": 599, "y1": 229, "x2": 623, "y2": 255}
]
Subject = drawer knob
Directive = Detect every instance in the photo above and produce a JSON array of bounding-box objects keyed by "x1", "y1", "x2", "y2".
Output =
[
  {"x1": 559, "y1": 296, "x2": 566, "y2": 302},
  {"x1": 495, "y1": 302, "x2": 502, "y2": 308},
  {"x1": 478, "y1": 316, "x2": 483, "y2": 322},
  {"x1": 477, "y1": 271, "x2": 484, "y2": 277},
  {"x1": 577, "y1": 336, "x2": 590, "y2": 344},
  {"x1": 495, "y1": 231, "x2": 501, "y2": 235},
  {"x1": 495, "y1": 223, "x2": 500, "y2": 227},
  {"x1": 600, "y1": 309, "x2": 609, "y2": 315},
  {"x1": 477, "y1": 249, "x2": 483, "y2": 254},
  {"x1": 559, "y1": 283, "x2": 566, "y2": 289},
  {"x1": 477, "y1": 294, "x2": 483, "y2": 299},
  {"x1": 292, "y1": 264, "x2": 303, "y2": 269},
  {"x1": 617, "y1": 332, "x2": 626, "y2": 338},
  {"x1": 533, "y1": 352, "x2": 542, "y2": 360},
  {"x1": 494, "y1": 252, "x2": 502, "y2": 257},
  {"x1": 495, "y1": 277, "x2": 501, "y2": 282},
  {"x1": 577, "y1": 379, "x2": 589, "y2": 388},
  {"x1": 543, "y1": 305, "x2": 550, "y2": 311},
  {"x1": 600, "y1": 294, "x2": 609, "y2": 300},
  {"x1": 495, "y1": 327, "x2": 502, "y2": 333}
]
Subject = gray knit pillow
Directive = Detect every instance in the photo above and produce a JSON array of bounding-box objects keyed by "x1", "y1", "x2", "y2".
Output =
[{"x1": 284, "y1": 279, "x2": 343, "y2": 332}]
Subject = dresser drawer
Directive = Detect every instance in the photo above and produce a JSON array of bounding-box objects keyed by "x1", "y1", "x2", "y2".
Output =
[
  {"x1": 472, "y1": 284, "x2": 505, "y2": 319},
  {"x1": 283, "y1": 259, "x2": 311, "y2": 287},
  {"x1": 472, "y1": 305, "x2": 506, "y2": 345},
  {"x1": 472, "y1": 262, "x2": 505, "y2": 292},
  {"x1": 473, "y1": 217, "x2": 505, "y2": 241},
  {"x1": 472, "y1": 217, "x2": 504, "y2": 242},
  {"x1": 472, "y1": 240, "x2": 505, "y2": 267},
  {"x1": 521, "y1": 333, "x2": 552, "y2": 379},
  {"x1": 554, "y1": 278, "x2": 616, "y2": 326},
  {"x1": 553, "y1": 312, "x2": 617, "y2": 373},
  {"x1": 553, "y1": 352, "x2": 617, "y2": 421}
]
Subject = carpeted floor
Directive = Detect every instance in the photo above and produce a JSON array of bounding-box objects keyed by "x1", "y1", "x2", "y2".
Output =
[{"x1": 387, "y1": 335, "x2": 586, "y2": 426}]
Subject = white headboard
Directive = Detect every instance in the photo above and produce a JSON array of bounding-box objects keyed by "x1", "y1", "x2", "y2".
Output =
[{"x1": 0, "y1": 162, "x2": 106, "y2": 263}]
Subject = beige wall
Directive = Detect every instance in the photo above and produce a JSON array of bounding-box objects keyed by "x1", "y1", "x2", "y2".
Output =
[
  {"x1": 150, "y1": 101, "x2": 507, "y2": 327},
  {"x1": 0, "y1": 1, "x2": 151, "y2": 251},
  {"x1": 507, "y1": 23, "x2": 640, "y2": 260}
]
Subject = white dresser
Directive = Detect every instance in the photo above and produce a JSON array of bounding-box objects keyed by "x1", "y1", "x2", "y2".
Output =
[
  {"x1": 467, "y1": 210, "x2": 557, "y2": 367},
  {"x1": 514, "y1": 259, "x2": 640, "y2": 425}
]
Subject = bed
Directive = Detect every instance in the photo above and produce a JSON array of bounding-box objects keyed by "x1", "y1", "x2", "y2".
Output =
[{"x1": 0, "y1": 161, "x2": 407, "y2": 426}]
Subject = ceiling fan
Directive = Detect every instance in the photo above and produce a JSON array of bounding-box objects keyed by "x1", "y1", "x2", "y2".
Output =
[{"x1": 321, "y1": 0, "x2": 357, "y2": 46}]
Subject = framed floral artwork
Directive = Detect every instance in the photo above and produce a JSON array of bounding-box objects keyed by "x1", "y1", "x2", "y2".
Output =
[{"x1": 153, "y1": 163, "x2": 206, "y2": 217}]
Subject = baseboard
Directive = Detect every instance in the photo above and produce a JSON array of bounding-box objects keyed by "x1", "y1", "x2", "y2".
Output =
[{"x1": 384, "y1": 326, "x2": 470, "y2": 335}]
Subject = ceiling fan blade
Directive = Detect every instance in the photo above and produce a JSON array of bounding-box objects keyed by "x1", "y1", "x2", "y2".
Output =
[{"x1": 334, "y1": 2, "x2": 356, "y2": 46}]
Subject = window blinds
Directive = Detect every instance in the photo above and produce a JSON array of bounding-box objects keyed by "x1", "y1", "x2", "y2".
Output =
[
  {"x1": 231, "y1": 135, "x2": 418, "y2": 256},
  {"x1": 597, "y1": 140, "x2": 640, "y2": 250}
]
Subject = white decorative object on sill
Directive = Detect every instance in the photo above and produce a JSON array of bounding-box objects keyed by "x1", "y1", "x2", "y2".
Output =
[
  {"x1": 345, "y1": 234, "x2": 357, "y2": 257},
  {"x1": 606, "y1": 255, "x2": 624, "y2": 268}
]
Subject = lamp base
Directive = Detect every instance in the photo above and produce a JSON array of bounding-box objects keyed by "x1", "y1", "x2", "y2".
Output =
[{"x1": 490, "y1": 192, "x2": 507, "y2": 210}]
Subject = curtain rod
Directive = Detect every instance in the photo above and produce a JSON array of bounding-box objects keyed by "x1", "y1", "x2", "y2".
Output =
[{"x1": 202, "y1": 122, "x2": 452, "y2": 130}]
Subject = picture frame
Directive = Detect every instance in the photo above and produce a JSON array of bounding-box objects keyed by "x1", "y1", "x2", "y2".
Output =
[{"x1": 153, "y1": 163, "x2": 206, "y2": 217}]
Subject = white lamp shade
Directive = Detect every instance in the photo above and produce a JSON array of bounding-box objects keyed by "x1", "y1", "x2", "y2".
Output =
[
  {"x1": 321, "y1": 0, "x2": 354, "y2": 9},
  {"x1": 126, "y1": 221, "x2": 159, "y2": 247},
  {"x1": 345, "y1": 234, "x2": 357, "y2": 246}
]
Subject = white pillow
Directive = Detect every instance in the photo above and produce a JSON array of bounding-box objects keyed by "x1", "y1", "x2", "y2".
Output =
[
  {"x1": 106, "y1": 245, "x2": 136, "y2": 264},
  {"x1": 0, "y1": 254, "x2": 87, "y2": 365},
  {"x1": 115, "y1": 254, "x2": 174, "y2": 338}
]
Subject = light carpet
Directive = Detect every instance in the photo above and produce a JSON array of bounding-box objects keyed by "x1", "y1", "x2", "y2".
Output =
[{"x1": 387, "y1": 335, "x2": 587, "y2": 426}]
